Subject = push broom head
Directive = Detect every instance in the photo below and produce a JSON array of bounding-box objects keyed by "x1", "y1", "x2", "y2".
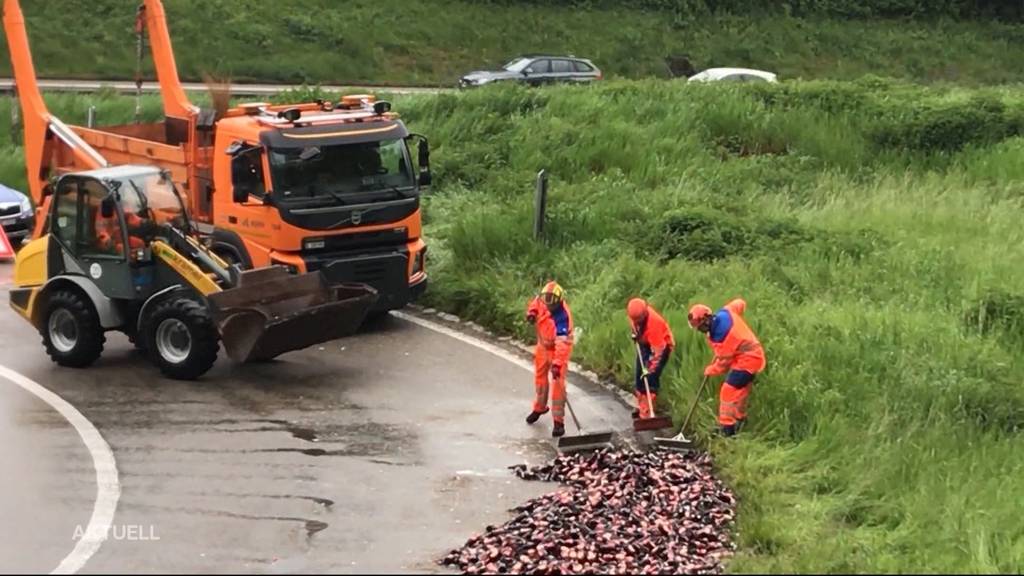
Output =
[
  {"x1": 633, "y1": 416, "x2": 674, "y2": 432},
  {"x1": 557, "y1": 431, "x2": 615, "y2": 454},
  {"x1": 654, "y1": 432, "x2": 698, "y2": 452}
]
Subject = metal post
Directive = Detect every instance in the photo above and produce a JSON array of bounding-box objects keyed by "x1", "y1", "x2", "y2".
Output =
[
  {"x1": 533, "y1": 169, "x2": 548, "y2": 240},
  {"x1": 10, "y1": 82, "x2": 19, "y2": 145},
  {"x1": 87, "y1": 106, "x2": 96, "y2": 128}
]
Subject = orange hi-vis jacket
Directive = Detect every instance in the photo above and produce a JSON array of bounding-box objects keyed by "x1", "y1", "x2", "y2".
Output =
[
  {"x1": 527, "y1": 297, "x2": 574, "y2": 369},
  {"x1": 705, "y1": 298, "x2": 766, "y2": 376},
  {"x1": 632, "y1": 306, "x2": 675, "y2": 368}
]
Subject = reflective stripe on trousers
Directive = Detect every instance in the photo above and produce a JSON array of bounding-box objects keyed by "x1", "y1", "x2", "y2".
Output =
[{"x1": 719, "y1": 382, "x2": 751, "y2": 426}]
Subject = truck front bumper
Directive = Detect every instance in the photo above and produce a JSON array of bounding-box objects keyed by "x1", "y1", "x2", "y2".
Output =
[{"x1": 303, "y1": 249, "x2": 427, "y2": 312}]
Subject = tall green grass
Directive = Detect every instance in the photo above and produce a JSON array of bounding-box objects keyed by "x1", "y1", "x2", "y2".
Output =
[
  {"x1": 3, "y1": 80, "x2": 1024, "y2": 571},
  {"x1": 3, "y1": 0, "x2": 1024, "y2": 85}
]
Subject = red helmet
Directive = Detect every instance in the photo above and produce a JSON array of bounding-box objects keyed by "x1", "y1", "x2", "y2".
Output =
[
  {"x1": 627, "y1": 298, "x2": 648, "y2": 322},
  {"x1": 687, "y1": 304, "x2": 712, "y2": 329}
]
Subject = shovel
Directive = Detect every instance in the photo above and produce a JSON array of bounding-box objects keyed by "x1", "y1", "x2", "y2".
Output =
[
  {"x1": 632, "y1": 342, "x2": 674, "y2": 433},
  {"x1": 655, "y1": 375, "x2": 711, "y2": 451}
]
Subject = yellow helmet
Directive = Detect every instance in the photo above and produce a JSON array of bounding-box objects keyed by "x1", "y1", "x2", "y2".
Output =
[{"x1": 540, "y1": 281, "x2": 564, "y2": 305}]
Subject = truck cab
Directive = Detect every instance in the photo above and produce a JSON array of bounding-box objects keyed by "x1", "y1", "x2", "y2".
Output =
[{"x1": 207, "y1": 97, "x2": 430, "y2": 311}]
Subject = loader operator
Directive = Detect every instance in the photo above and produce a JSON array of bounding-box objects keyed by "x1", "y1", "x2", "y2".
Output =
[
  {"x1": 688, "y1": 298, "x2": 766, "y2": 437},
  {"x1": 627, "y1": 298, "x2": 675, "y2": 420},
  {"x1": 525, "y1": 281, "x2": 574, "y2": 438},
  {"x1": 95, "y1": 192, "x2": 149, "y2": 256}
]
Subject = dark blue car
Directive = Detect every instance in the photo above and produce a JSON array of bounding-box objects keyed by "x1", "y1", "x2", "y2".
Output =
[{"x1": 0, "y1": 183, "x2": 35, "y2": 245}]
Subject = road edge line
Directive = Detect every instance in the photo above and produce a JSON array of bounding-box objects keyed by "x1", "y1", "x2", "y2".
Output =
[
  {"x1": 0, "y1": 365, "x2": 120, "y2": 575},
  {"x1": 392, "y1": 310, "x2": 640, "y2": 449}
]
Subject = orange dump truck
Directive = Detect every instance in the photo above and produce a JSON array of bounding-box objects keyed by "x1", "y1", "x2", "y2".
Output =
[{"x1": 4, "y1": 0, "x2": 430, "y2": 312}]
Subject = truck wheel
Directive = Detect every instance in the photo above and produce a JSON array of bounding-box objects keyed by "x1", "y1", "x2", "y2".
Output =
[
  {"x1": 214, "y1": 249, "x2": 241, "y2": 267},
  {"x1": 41, "y1": 289, "x2": 105, "y2": 368},
  {"x1": 143, "y1": 298, "x2": 220, "y2": 380}
]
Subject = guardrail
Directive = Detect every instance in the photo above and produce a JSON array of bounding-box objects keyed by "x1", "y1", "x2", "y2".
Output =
[{"x1": 0, "y1": 78, "x2": 445, "y2": 96}]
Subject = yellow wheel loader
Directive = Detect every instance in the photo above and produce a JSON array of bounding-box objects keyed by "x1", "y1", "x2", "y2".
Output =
[{"x1": 8, "y1": 165, "x2": 378, "y2": 380}]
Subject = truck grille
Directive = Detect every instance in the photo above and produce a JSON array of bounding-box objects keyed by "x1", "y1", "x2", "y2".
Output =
[{"x1": 0, "y1": 205, "x2": 19, "y2": 217}]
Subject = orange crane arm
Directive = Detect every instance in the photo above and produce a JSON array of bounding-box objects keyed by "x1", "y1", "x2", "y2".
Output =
[
  {"x1": 3, "y1": 0, "x2": 107, "y2": 210},
  {"x1": 141, "y1": 0, "x2": 196, "y2": 120},
  {"x1": 4, "y1": 0, "x2": 51, "y2": 206}
]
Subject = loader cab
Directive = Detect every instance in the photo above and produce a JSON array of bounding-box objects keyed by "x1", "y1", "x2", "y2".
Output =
[{"x1": 47, "y1": 166, "x2": 189, "y2": 299}]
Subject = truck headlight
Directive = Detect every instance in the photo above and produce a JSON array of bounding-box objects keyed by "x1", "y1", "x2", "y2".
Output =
[
  {"x1": 412, "y1": 248, "x2": 426, "y2": 275},
  {"x1": 19, "y1": 195, "x2": 31, "y2": 216}
]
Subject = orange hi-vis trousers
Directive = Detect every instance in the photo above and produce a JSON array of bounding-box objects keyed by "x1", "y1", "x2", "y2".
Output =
[
  {"x1": 533, "y1": 344, "x2": 566, "y2": 424},
  {"x1": 719, "y1": 370, "x2": 756, "y2": 428}
]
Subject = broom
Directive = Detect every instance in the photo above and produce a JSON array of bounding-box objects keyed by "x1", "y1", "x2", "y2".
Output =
[{"x1": 632, "y1": 341, "x2": 674, "y2": 432}]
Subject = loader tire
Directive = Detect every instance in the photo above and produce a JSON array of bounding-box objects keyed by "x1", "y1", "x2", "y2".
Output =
[
  {"x1": 143, "y1": 298, "x2": 219, "y2": 380},
  {"x1": 41, "y1": 289, "x2": 105, "y2": 368}
]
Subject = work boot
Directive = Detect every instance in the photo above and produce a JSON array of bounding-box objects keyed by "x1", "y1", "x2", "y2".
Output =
[
  {"x1": 526, "y1": 408, "x2": 549, "y2": 425},
  {"x1": 720, "y1": 424, "x2": 738, "y2": 437},
  {"x1": 632, "y1": 409, "x2": 640, "y2": 419},
  {"x1": 552, "y1": 422, "x2": 565, "y2": 437}
]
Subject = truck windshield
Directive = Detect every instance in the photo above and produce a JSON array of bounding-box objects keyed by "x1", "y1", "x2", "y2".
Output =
[{"x1": 268, "y1": 138, "x2": 415, "y2": 203}]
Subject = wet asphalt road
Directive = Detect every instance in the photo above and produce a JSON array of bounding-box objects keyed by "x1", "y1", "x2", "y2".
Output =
[{"x1": 0, "y1": 261, "x2": 633, "y2": 574}]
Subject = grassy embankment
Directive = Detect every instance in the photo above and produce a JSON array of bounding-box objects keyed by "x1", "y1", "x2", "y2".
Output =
[{"x1": 2, "y1": 0, "x2": 1024, "y2": 85}]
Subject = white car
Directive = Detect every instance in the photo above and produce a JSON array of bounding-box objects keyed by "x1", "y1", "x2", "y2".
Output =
[{"x1": 688, "y1": 68, "x2": 778, "y2": 83}]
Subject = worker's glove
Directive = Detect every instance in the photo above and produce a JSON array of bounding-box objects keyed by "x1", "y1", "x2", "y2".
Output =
[
  {"x1": 630, "y1": 331, "x2": 639, "y2": 341},
  {"x1": 703, "y1": 365, "x2": 717, "y2": 377},
  {"x1": 551, "y1": 364, "x2": 563, "y2": 380},
  {"x1": 526, "y1": 312, "x2": 537, "y2": 324}
]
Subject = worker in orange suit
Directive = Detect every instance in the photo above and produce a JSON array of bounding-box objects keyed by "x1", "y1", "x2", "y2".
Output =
[
  {"x1": 627, "y1": 298, "x2": 675, "y2": 420},
  {"x1": 95, "y1": 196, "x2": 148, "y2": 256},
  {"x1": 525, "y1": 281, "x2": 574, "y2": 438},
  {"x1": 688, "y1": 298, "x2": 766, "y2": 437}
]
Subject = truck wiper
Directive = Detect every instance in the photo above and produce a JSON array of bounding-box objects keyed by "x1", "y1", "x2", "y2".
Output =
[
  {"x1": 387, "y1": 185, "x2": 419, "y2": 198},
  {"x1": 359, "y1": 184, "x2": 417, "y2": 199}
]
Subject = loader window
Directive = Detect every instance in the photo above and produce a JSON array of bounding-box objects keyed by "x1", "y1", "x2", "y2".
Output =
[
  {"x1": 51, "y1": 179, "x2": 81, "y2": 251},
  {"x1": 122, "y1": 174, "x2": 189, "y2": 230},
  {"x1": 82, "y1": 179, "x2": 126, "y2": 259},
  {"x1": 269, "y1": 138, "x2": 414, "y2": 203}
]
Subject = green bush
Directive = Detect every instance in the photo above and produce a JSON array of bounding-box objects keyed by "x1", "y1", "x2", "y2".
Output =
[{"x1": 874, "y1": 95, "x2": 1024, "y2": 153}]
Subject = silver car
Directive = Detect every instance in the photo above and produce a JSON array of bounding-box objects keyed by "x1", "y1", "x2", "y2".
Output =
[
  {"x1": 459, "y1": 55, "x2": 603, "y2": 88},
  {"x1": 0, "y1": 184, "x2": 35, "y2": 245}
]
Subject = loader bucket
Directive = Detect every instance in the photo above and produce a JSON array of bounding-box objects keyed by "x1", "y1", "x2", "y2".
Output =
[{"x1": 205, "y1": 266, "x2": 379, "y2": 363}]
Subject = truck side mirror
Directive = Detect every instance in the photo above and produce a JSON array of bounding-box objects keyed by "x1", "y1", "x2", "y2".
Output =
[{"x1": 416, "y1": 136, "x2": 431, "y2": 187}]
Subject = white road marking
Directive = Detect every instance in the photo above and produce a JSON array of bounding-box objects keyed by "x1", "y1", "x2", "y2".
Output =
[
  {"x1": 393, "y1": 311, "x2": 633, "y2": 441},
  {"x1": 393, "y1": 311, "x2": 535, "y2": 374},
  {"x1": 0, "y1": 365, "x2": 120, "y2": 574}
]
